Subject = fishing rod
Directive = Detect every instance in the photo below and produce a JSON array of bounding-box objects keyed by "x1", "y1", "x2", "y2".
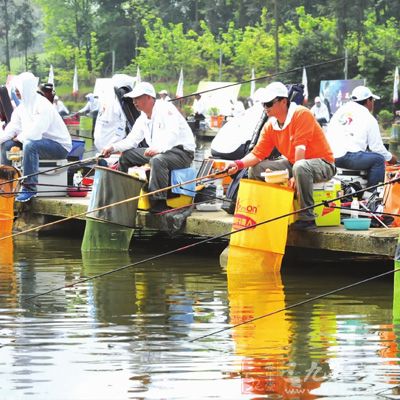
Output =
[
  {"x1": 169, "y1": 57, "x2": 346, "y2": 102},
  {"x1": 20, "y1": 175, "x2": 400, "y2": 305},
  {"x1": 0, "y1": 167, "x2": 231, "y2": 241},
  {"x1": 190, "y1": 267, "x2": 400, "y2": 343},
  {"x1": 326, "y1": 204, "x2": 400, "y2": 220},
  {"x1": 0, "y1": 155, "x2": 102, "y2": 187},
  {"x1": 5, "y1": 169, "x2": 400, "y2": 242}
]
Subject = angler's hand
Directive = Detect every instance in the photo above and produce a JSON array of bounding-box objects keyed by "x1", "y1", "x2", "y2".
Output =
[
  {"x1": 227, "y1": 160, "x2": 245, "y2": 175},
  {"x1": 101, "y1": 145, "x2": 114, "y2": 158},
  {"x1": 144, "y1": 148, "x2": 159, "y2": 157},
  {"x1": 226, "y1": 161, "x2": 238, "y2": 175},
  {"x1": 288, "y1": 177, "x2": 296, "y2": 190}
]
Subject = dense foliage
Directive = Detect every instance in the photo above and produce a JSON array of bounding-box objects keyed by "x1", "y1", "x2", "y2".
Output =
[{"x1": 1, "y1": 0, "x2": 400, "y2": 110}]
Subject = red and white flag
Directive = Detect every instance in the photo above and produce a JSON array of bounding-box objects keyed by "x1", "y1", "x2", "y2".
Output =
[
  {"x1": 176, "y1": 68, "x2": 184, "y2": 98},
  {"x1": 302, "y1": 67, "x2": 308, "y2": 104},
  {"x1": 72, "y1": 65, "x2": 79, "y2": 96},
  {"x1": 393, "y1": 66, "x2": 399, "y2": 104}
]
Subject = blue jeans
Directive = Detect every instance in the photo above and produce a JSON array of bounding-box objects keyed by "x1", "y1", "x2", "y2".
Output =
[
  {"x1": 22, "y1": 139, "x2": 68, "y2": 191},
  {"x1": 335, "y1": 151, "x2": 385, "y2": 187}
]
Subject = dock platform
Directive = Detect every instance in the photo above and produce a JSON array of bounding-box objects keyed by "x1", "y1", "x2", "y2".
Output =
[{"x1": 15, "y1": 196, "x2": 400, "y2": 260}]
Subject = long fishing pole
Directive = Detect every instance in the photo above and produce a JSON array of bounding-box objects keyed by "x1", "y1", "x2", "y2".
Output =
[
  {"x1": 0, "y1": 155, "x2": 102, "y2": 187},
  {"x1": 169, "y1": 57, "x2": 346, "y2": 102},
  {"x1": 190, "y1": 267, "x2": 400, "y2": 343},
  {"x1": 4, "y1": 169, "x2": 400, "y2": 242},
  {"x1": 21, "y1": 175, "x2": 400, "y2": 305},
  {"x1": 0, "y1": 167, "x2": 231, "y2": 241}
]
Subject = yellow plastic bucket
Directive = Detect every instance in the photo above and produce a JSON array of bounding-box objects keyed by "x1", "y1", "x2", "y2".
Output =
[
  {"x1": 227, "y1": 244, "x2": 283, "y2": 274},
  {"x1": 230, "y1": 179, "x2": 294, "y2": 254}
]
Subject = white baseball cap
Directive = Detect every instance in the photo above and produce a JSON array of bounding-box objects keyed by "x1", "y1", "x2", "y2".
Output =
[
  {"x1": 351, "y1": 86, "x2": 380, "y2": 101},
  {"x1": 259, "y1": 82, "x2": 288, "y2": 103},
  {"x1": 315, "y1": 96, "x2": 321, "y2": 103},
  {"x1": 124, "y1": 82, "x2": 156, "y2": 99},
  {"x1": 159, "y1": 89, "x2": 168, "y2": 95}
]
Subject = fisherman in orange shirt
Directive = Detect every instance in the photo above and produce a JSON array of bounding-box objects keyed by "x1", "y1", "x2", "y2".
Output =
[{"x1": 227, "y1": 82, "x2": 336, "y2": 230}]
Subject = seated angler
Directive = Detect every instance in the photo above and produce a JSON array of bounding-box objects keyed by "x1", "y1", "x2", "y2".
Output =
[
  {"x1": 101, "y1": 82, "x2": 196, "y2": 213},
  {"x1": 226, "y1": 81, "x2": 336, "y2": 230},
  {"x1": 326, "y1": 85, "x2": 397, "y2": 188},
  {"x1": 0, "y1": 72, "x2": 72, "y2": 202}
]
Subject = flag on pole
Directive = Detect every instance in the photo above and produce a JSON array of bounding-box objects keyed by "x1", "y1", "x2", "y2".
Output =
[
  {"x1": 48, "y1": 65, "x2": 54, "y2": 86},
  {"x1": 250, "y1": 68, "x2": 255, "y2": 100},
  {"x1": 393, "y1": 66, "x2": 399, "y2": 104},
  {"x1": 176, "y1": 68, "x2": 184, "y2": 98},
  {"x1": 136, "y1": 66, "x2": 141, "y2": 84},
  {"x1": 302, "y1": 67, "x2": 308, "y2": 104},
  {"x1": 72, "y1": 65, "x2": 79, "y2": 96}
]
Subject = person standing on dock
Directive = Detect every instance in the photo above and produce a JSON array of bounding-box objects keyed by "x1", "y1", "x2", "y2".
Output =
[
  {"x1": 77, "y1": 93, "x2": 99, "y2": 137},
  {"x1": 101, "y1": 82, "x2": 196, "y2": 213},
  {"x1": 158, "y1": 90, "x2": 171, "y2": 101},
  {"x1": 192, "y1": 93, "x2": 206, "y2": 131},
  {"x1": 310, "y1": 96, "x2": 330, "y2": 127},
  {"x1": 326, "y1": 85, "x2": 397, "y2": 187},
  {"x1": 0, "y1": 72, "x2": 72, "y2": 202},
  {"x1": 226, "y1": 81, "x2": 336, "y2": 231}
]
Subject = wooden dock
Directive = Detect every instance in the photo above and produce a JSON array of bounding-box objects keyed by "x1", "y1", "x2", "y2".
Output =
[{"x1": 14, "y1": 196, "x2": 400, "y2": 260}]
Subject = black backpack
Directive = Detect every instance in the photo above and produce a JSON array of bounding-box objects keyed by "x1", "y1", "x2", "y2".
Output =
[
  {"x1": 114, "y1": 85, "x2": 147, "y2": 147},
  {"x1": 221, "y1": 83, "x2": 305, "y2": 215},
  {"x1": 114, "y1": 85, "x2": 141, "y2": 132}
]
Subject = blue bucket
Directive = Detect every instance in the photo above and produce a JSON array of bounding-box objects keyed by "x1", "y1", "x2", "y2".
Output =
[{"x1": 68, "y1": 139, "x2": 85, "y2": 160}]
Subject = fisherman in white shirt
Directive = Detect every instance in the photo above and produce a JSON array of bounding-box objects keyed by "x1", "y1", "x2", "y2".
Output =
[
  {"x1": 0, "y1": 72, "x2": 72, "y2": 202},
  {"x1": 93, "y1": 74, "x2": 134, "y2": 152},
  {"x1": 102, "y1": 82, "x2": 195, "y2": 213},
  {"x1": 158, "y1": 90, "x2": 171, "y2": 101},
  {"x1": 310, "y1": 96, "x2": 330, "y2": 126},
  {"x1": 192, "y1": 93, "x2": 206, "y2": 130},
  {"x1": 326, "y1": 85, "x2": 397, "y2": 187}
]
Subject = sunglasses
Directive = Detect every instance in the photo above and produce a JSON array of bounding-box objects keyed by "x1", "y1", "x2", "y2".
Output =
[{"x1": 263, "y1": 98, "x2": 280, "y2": 108}]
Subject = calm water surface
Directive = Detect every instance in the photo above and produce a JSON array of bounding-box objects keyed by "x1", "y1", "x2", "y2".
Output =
[{"x1": 0, "y1": 234, "x2": 400, "y2": 399}]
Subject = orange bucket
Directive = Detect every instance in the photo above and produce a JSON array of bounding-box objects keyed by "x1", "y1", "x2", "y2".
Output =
[
  {"x1": 0, "y1": 166, "x2": 20, "y2": 237},
  {"x1": 383, "y1": 165, "x2": 400, "y2": 227}
]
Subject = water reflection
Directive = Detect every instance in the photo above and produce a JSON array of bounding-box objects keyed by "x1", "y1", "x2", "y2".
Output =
[
  {"x1": 1, "y1": 236, "x2": 400, "y2": 398},
  {"x1": 227, "y1": 245, "x2": 325, "y2": 397},
  {"x1": 0, "y1": 237, "x2": 16, "y2": 307}
]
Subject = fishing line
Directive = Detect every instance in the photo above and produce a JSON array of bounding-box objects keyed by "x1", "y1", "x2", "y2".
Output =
[
  {"x1": 20, "y1": 175, "x2": 400, "y2": 306},
  {"x1": 0, "y1": 168, "x2": 231, "y2": 241},
  {"x1": 170, "y1": 57, "x2": 346, "y2": 102},
  {"x1": 190, "y1": 267, "x2": 400, "y2": 342}
]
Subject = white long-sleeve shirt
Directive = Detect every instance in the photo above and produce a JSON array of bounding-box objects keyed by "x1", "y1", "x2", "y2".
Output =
[
  {"x1": 326, "y1": 101, "x2": 391, "y2": 160},
  {"x1": 113, "y1": 100, "x2": 195, "y2": 154},
  {"x1": 0, "y1": 93, "x2": 72, "y2": 152},
  {"x1": 311, "y1": 102, "x2": 330, "y2": 122},
  {"x1": 94, "y1": 100, "x2": 127, "y2": 151}
]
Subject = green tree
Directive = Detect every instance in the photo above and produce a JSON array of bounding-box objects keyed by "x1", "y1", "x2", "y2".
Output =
[
  {"x1": 0, "y1": 0, "x2": 16, "y2": 71},
  {"x1": 352, "y1": 11, "x2": 400, "y2": 111},
  {"x1": 12, "y1": 0, "x2": 37, "y2": 70},
  {"x1": 36, "y1": 0, "x2": 99, "y2": 76}
]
